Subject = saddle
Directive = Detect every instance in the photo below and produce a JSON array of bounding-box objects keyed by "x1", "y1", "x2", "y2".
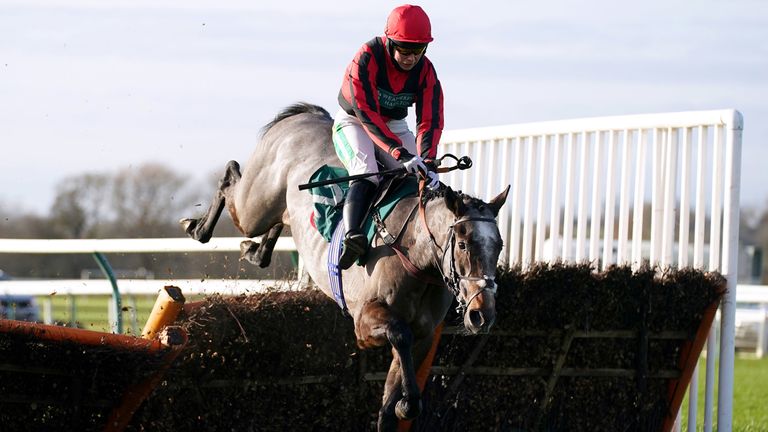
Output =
[{"x1": 307, "y1": 165, "x2": 418, "y2": 245}]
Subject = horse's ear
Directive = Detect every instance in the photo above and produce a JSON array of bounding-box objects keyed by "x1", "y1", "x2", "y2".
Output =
[
  {"x1": 444, "y1": 187, "x2": 467, "y2": 216},
  {"x1": 488, "y1": 185, "x2": 511, "y2": 216}
]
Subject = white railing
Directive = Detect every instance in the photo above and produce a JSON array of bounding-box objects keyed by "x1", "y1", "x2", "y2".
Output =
[
  {"x1": 0, "y1": 109, "x2": 743, "y2": 431},
  {"x1": 0, "y1": 237, "x2": 302, "y2": 332},
  {"x1": 0, "y1": 237, "x2": 299, "y2": 296},
  {"x1": 0, "y1": 237, "x2": 293, "y2": 255},
  {"x1": 0, "y1": 276, "x2": 294, "y2": 297},
  {"x1": 440, "y1": 108, "x2": 743, "y2": 432}
]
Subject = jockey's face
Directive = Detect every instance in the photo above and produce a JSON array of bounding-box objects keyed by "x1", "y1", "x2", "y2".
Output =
[{"x1": 393, "y1": 47, "x2": 424, "y2": 71}]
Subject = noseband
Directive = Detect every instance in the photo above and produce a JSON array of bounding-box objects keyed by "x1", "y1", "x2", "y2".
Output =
[{"x1": 433, "y1": 216, "x2": 499, "y2": 314}]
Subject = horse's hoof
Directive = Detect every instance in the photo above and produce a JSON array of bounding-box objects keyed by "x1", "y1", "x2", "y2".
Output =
[
  {"x1": 179, "y1": 218, "x2": 191, "y2": 228},
  {"x1": 179, "y1": 218, "x2": 212, "y2": 243},
  {"x1": 179, "y1": 218, "x2": 197, "y2": 234},
  {"x1": 239, "y1": 240, "x2": 262, "y2": 266},
  {"x1": 394, "y1": 396, "x2": 422, "y2": 420}
]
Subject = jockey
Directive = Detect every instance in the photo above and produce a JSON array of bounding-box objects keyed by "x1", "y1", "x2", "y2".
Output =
[{"x1": 333, "y1": 4, "x2": 444, "y2": 270}]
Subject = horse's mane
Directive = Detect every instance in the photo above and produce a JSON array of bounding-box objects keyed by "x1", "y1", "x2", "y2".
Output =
[
  {"x1": 420, "y1": 187, "x2": 450, "y2": 203},
  {"x1": 421, "y1": 187, "x2": 486, "y2": 209},
  {"x1": 261, "y1": 102, "x2": 332, "y2": 136}
]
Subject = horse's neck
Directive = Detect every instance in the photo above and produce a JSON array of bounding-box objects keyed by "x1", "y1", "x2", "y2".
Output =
[{"x1": 400, "y1": 198, "x2": 453, "y2": 272}]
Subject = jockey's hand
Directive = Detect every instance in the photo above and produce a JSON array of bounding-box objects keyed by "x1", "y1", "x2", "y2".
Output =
[
  {"x1": 399, "y1": 153, "x2": 428, "y2": 178},
  {"x1": 425, "y1": 170, "x2": 440, "y2": 190}
]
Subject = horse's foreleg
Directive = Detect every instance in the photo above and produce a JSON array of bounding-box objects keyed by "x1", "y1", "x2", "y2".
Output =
[
  {"x1": 239, "y1": 223, "x2": 284, "y2": 267},
  {"x1": 180, "y1": 160, "x2": 241, "y2": 243},
  {"x1": 378, "y1": 356, "x2": 403, "y2": 432},
  {"x1": 355, "y1": 301, "x2": 421, "y2": 428},
  {"x1": 388, "y1": 320, "x2": 422, "y2": 421}
]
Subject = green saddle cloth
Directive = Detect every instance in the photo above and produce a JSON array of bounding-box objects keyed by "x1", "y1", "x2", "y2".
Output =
[{"x1": 308, "y1": 165, "x2": 417, "y2": 243}]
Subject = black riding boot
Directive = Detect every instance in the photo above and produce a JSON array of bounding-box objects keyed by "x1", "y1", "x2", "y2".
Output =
[{"x1": 339, "y1": 179, "x2": 376, "y2": 270}]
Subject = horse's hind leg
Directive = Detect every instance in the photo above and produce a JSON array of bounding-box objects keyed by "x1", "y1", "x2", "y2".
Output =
[
  {"x1": 180, "y1": 160, "x2": 241, "y2": 243},
  {"x1": 240, "y1": 223, "x2": 284, "y2": 267}
]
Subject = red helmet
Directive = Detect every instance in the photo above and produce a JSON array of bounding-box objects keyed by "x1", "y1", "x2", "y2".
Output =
[{"x1": 384, "y1": 4, "x2": 433, "y2": 44}]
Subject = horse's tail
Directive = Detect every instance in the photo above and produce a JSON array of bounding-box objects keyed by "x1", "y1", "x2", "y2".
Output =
[{"x1": 261, "y1": 102, "x2": 332, "y2": 136}]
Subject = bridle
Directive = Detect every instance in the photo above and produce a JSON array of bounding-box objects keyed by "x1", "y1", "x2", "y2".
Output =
[
  {"x1": 370, "y1": 153, "x2": 498, "y2": 316},
  {"x1": 432, "y1": 215, "x2": 499, "y2": 314},
  {"x1": 376, "y1": 188, "x2": 500, "y2": 316}
]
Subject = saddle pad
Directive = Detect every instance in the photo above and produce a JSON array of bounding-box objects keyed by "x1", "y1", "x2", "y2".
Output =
[
  {"x1": 308, "y1": 165, "x2": 417, "y2": 244},
  {"x1": 308, "y1": 165, "x2": 350, "y2": 242},
  {"x1": 360, "y1": 179, "x2": 417, "y2": 245}
]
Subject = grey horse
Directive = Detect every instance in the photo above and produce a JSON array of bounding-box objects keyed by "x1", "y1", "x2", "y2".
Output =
[{"x1": 180, "y1": 103, "x2": 509, "y2": 431}]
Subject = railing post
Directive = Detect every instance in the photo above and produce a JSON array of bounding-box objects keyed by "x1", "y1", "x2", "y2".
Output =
[
  {"x1": 757, "y1": 309, "x2": 768, "y2": 359},
  {"x1": 129, "y1": 295, "x2": 139, "y2": 336},
  {"x1": 717, "y1": 110, "x2": 743, "y2": 432},
  {"x1": 42, "y1": 297, "x2": 53, "y2": 324},
  {"x1": 68, "y1": 294, "x2": 77, "y2": 326},
  {"x1": 92, "y1": 252, "x2": 123, "y2": 334}
]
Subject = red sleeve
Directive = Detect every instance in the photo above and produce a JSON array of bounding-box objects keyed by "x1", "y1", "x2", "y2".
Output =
[
  {"x1": 344, "y1": 46, "x2": 405, "y2": 158},
  {"x1": 415, "y1": 59, "x2": 444, "y2": 161}
]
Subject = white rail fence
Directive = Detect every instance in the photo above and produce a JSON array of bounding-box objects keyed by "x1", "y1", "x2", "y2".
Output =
[
  {"x1": 0, "y1": 109, "x2": 743, "y2": 431},
  {"x1": 0, "y1": 237, "x2": 298, "y2": 333},
  {"x1": 440, "y1": 109, "x2": 743, "y2": 432},
  {"x1": 0, "y1": 237, "x2": 296, "y2": 297}
]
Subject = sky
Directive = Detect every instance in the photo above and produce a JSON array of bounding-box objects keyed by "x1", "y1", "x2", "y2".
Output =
[{"x1": 1, "y1": 0, "x2": 767, "y2": 216}]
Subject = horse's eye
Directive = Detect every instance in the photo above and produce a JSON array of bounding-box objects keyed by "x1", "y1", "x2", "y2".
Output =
[{"x1": 458, "y1": 241, "x2": 467, "y2": 250}]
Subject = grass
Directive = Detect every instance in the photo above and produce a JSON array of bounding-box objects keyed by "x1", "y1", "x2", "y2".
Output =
[{"x1": 681, "y1": 355, "x2": 768, "y2": 431}]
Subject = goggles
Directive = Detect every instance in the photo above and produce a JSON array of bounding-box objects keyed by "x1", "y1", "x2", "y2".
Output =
[{"x1": 393, "y1": 44, "x2": 427, "y2": 56}]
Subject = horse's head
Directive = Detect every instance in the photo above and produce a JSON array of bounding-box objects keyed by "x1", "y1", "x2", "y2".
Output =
[{"x1": 441, "y1": 185, "x2": 510, "y2": 334}]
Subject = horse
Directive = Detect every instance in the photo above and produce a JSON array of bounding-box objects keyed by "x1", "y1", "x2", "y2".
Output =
[{"x1": 180, "y1": 102, "x2": 509, "y2": 431}]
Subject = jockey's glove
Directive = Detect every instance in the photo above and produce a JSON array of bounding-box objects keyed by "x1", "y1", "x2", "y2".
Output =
[
  {"x1": 399, "y1": 152, "x2": 429, "y2": 178},
  {"x1": 425, "y1": 170, "x2": 440, "y2": 190}
]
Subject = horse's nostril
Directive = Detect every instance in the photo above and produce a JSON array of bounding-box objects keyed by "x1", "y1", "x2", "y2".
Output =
[{"x1": 468, "y1": 310, "x2": 484, "y2": 329}]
